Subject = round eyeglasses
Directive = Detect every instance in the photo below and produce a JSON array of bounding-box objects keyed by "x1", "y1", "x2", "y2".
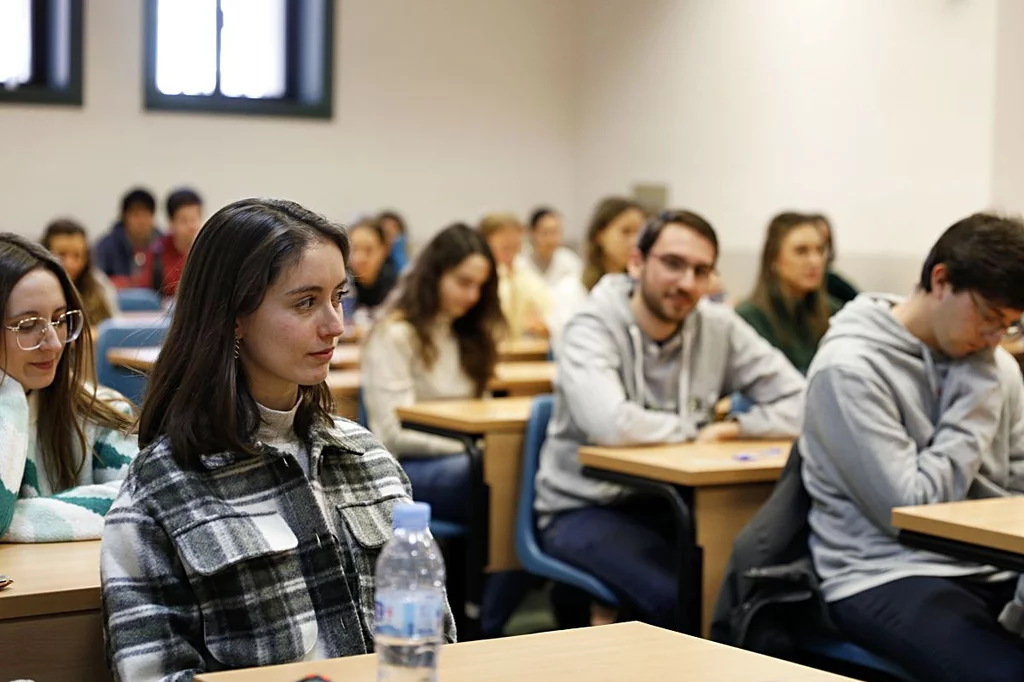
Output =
[{"x1": 4, "y1": 310, "x2": 84, "y2": 351}]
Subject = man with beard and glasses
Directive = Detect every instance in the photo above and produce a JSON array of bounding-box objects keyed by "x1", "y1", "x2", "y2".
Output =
[{"x1": 534, "y1": 209, "x2": 806, "y2": 628}]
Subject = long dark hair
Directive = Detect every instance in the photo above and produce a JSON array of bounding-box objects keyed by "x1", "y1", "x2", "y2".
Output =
[
  {"x1": 384, "y1": 223, "x2": 505, "y2": 395},
  {"x1": 0, "y1": 234, "x2": 133, "y2": 491},
  {"x1": 749, "y1": 212, "x2": 832, "y2": 348},
  {"x1": 582, "y1": 197, "x2": 642, "y2": 291},
  {"x1": 41, "y1": 219, "x2": 114, "y2": 325},
  {"x1": 139, "y1": 198, "x2": 351, "y2": 466}
]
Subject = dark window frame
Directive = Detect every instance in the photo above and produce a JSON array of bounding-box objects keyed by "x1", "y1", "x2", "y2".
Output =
[
  {"x1": 0, "y1": 0, "x2": 84, "y2": 107},
  {"x1": 142, "y1": 0, "x2": 334, "y2": 120}
]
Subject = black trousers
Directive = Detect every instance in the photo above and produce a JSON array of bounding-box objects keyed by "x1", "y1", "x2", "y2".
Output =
[{"x1": 829, "y1": 575, "x2": 1024, "y2": 682}]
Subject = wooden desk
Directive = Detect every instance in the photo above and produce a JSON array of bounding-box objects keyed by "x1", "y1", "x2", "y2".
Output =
[
  {"x1": 0, "y1": 541, "x2": 108, "y2": 682},
  {"x1": 578, "y1": 440, "x2": 792, "y2": 636},
  {"x1": 110, "y1": 340, "x2": 547, "y2": 378},
  {"x1": 194, "y1": 621, "x2": 857, "y2": 682},
  {"x1": 107, "y1": 345, "x2": 361, "y2": 372},
  {"x1": 396, "y1": 397, "x2": 534, "y2": 572},
  {"x1": 499, "y1": 337, "x2": 549, "y2": 362},
  {"x1": 489, "y1": 361, "x2": 554, "y2": 397},
  {"x1": 892, "y1": 497, "x2": 1024, "y2": 571}
]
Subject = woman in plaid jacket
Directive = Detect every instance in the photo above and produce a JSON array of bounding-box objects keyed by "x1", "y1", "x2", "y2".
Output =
[{"x1": 101, "y1": 199, "x2": 455, "y2": 681}]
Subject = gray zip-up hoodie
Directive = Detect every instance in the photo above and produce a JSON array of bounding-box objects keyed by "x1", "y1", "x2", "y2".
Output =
[
  {"x1": 534, "y1": 274, "x2": 807, "y2": 517},
  {"x1": 801, "y1": 294, "x2": 1024, "y2": 603}
]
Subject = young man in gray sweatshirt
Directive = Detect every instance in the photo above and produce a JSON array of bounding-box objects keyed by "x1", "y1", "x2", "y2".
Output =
[
  {"x1": 534, "y1": 210, "x2": 806, "y2": 628},
  {"x1": 801, "y1": 213, "x2": 1024, "y2": 681}
]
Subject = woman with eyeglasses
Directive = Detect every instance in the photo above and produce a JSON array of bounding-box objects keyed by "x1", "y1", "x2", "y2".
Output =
[
  {"x1": 736, "y1": 212, "x2": 842, "y2": 374},
  {"x1": 0, "y1": 234, "x2": 137, "y2": 542}
]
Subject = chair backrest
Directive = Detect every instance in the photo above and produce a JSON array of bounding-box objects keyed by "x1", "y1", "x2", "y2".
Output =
[
  {"x1": 513, "y1": 394, "x2": 618, "y2": 605},
  {"x1": 117, "y1": 288, "x2": 163, "y2": 312},
  {"x1": 94, "y1": 318, "x2": 170, "y2": 406}
]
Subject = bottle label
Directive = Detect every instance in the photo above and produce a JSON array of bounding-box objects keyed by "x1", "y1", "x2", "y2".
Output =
[{"x1": 375, "y1": 591, "x2": 444, "y2": 639}]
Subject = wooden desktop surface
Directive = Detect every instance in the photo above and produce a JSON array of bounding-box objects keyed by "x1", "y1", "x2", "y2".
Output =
[
  {"x1": 578, "y1": 439, "x2": 793, "y2": 635},
  {"x1": 397, "y1": 397, "x2": 535, "y2": 572},
  {"x1": 578, "y1": 439, "x2": 793, "y2": 487},
  {"x1": 892, "y1": 496, "x2": 1024, "y2": 555},
  {"x1": 0, "y1": 540, "x2": 101, "y2": 620},
  {"x1": 395, "y1": 396, "x2": 534, "y2": 432},
  {"x1": 0, "y1": 540, "x2": 107, "y2": 682},
  {"x1": 195, "y1": 621, "x2": 857, "y2": 682}
]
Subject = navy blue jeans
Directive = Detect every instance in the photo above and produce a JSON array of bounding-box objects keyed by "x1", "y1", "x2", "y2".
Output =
[
  {"x1": 540, "y1": 497, "x2": 678, "y2": 628},
  {"x1": 401, "y1": 454, "x2": 531, "y2": 637},
  {"x1": 829, "y1": 575, "x2": 1024, "y2": 682}
]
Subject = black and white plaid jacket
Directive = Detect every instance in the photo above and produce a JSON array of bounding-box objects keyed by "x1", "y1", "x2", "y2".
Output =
[{"x1": 101, "y1": 417, "x2": 456, "y2": 682}]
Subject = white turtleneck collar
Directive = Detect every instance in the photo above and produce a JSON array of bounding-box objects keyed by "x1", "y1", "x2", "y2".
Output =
[{"x1": 255, "y1": 400, "x2": 309, "y2": 476}]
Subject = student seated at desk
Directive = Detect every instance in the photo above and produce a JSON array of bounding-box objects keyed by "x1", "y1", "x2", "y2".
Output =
[
  {"x1": 42, "y1": 218, "x2": 120, "y2": 325},
  {"x1": 93, "y1": 187, "x2": 163, "y2": 289},
  {"x1": 548, "y1": 197, "x2": 645, "y2": 339},
  {"x1": 362, "y1": 223, "x2": 528, "y2": 636},
  {"x1": 0, "y1": 234, "x2": 137, "y2": 542},
  {"x1": 811, "y1": 212, "x2": 858, "y2": 305},
  {"x1": 480, "y1": 212, "x2": 552, "y2": 339},
  {"x1": 141, "y1": 187, "x2": 203, "y2": 297},
  {"x1": 378, "y1": 209, "x2": 409, "y2": 272},
  {"x1": 363, "y1": 222, "x2": 504, "y2": 517},
  {"x1": 800, "y1": 213, "x2": 1024, "y2": 681},
  {"x1": 534, "y1": 210, "x2": 806, "y2": 628},
  {"x1": 515, "y1": 207, "x2": 582, "y2": 290},
  {"x1": 348, "y1": 217, "x2": 398, "y2": 330},
  {"x1": 101, "y1": 199, "x2": 454, "y2": 680},
  {"x1": 736, "y1": 212, "x2": 840, "y2": 374}
]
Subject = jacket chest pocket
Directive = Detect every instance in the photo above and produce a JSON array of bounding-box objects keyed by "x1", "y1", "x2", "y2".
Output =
[
  {"x1": 173, "y1": 511, "x2": 319, "y2": 668},
  {"x1": 336, "y1": 498, "x2": 398, "y2": 635}
]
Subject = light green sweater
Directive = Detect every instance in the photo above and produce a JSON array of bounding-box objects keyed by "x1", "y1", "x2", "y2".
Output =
[{"x1": 0, "y1": 374, "x2": 139, "y2": 543}]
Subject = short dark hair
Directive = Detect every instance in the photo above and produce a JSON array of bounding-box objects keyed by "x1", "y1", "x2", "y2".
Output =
[
  {"x1": 919, "y1": 213, "x2": 1024, "y2": 310},
  {"x1": 528, "y1": 207, "x2": 556, "y2": 230},
  {"x1": 637, "y1": 209, "x2": 719, "y2": 261},
  {"x1": 139, "y1": 198, "x2": 351, "y2": 467},
  {"x1": 166, "y1": 188, "x2": 203, "y2": 220},
  {"x1": 377, "y1": 210, "x2": 407, "y2": 234},
  {"x1": 349, "y1": 217, "x2": 387, "y2": 244},
  {"x1": 121, "y1": 188, "x2": 156, "y2": 217}
]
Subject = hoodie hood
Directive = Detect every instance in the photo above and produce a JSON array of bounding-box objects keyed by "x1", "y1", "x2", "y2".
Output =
[
  {"x1": 586, "y1": 273, "x2": 640, "y2": 328},
  {"x1": 821, "y1": 293, "x2": 924, "y2": 358},
  {"x1": 815, "y1": 293, "x2": 942, "y2": 398}
]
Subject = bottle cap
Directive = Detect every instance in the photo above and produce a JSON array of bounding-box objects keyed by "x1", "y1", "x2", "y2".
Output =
[{"x1": 393, "y1": 501, "x2": 431, "y2": 531}]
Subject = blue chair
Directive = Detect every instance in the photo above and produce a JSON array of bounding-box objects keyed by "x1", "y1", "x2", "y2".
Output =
[
  {"x1": 94, "y1": 318, "x2": 169, "y2": 405},
  {"x1": 117, "y1": 288, "x2": 163, "y2": 312},
  {"x1": 515, "y1": 393, "x2": 619, "y2": 606},
  {"x1": 799, "y1": 635, "x2": 917, "y2": 681}
]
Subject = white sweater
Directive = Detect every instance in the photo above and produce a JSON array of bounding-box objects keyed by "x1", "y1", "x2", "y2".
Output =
[{"x1": 361, "y1": 316, "x2": 476, "y2": 457}]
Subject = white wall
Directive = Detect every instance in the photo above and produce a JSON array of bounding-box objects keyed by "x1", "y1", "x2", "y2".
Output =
[
  {"x1": 992, "y1": 0, "x2": 1024, "y2": 215},
  {"x1": 574, "y1": 0, "x2": 1000, "y2": 296},
  {"x1": 0, "y1": 0, "x2": 580, "y2": 248}
]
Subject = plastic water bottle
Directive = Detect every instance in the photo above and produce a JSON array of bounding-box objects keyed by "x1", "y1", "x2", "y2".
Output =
[{"x1": 375, "y1": 502, "x2": 446, "y2": 682}]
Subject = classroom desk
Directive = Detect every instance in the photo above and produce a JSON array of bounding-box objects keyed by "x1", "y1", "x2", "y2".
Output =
[
  {"x1": 193, "y1": 621, "x2": 857, "y2": 682},
  {"x1": 396, "y1": 397, "x2": 534, "y2": 641},
  {"x1": 892, "y1": 497, "x2": 1024, "y2": 572},
  {"x1": 397, "y1": 396, "x2": 534, "y2": 573},
  {"x1": 107, "y1": 345, "x2": 362, "y2": 372},
  {"x1": 578, "y1": 439, "x2": 793, "y2": 637},
  {"x1": 327, "y1": 363, "x2": 553, "y2": 424},
  {"x1": 108, "y1": 344, "x2": 552, "y2": 376},
  {"x1": 0, "y1": 541, "x2": 108, "y2": 682}
]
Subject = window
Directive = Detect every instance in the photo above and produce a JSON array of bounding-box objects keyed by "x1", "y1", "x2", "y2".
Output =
[
  {"x1": 144, "y1": 0, "x2": 333, "y2": 119},
  {"x1": 0, "y1": 0, "x2": 84, "y2": 106}
]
